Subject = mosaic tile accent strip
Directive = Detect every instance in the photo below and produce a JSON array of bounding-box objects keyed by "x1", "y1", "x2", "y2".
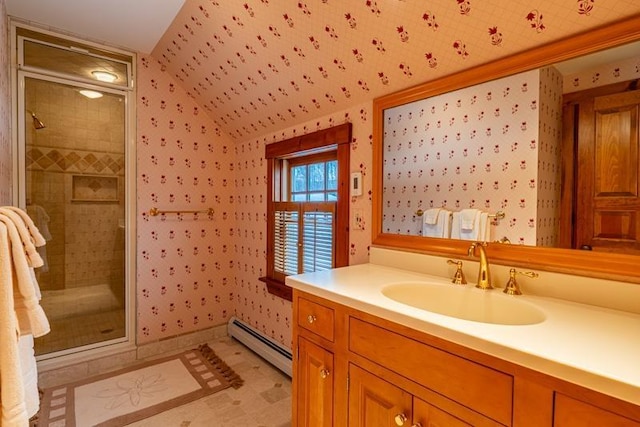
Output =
[{"x1": 26, "y1": 145, "x2": 124, "y2": 175}]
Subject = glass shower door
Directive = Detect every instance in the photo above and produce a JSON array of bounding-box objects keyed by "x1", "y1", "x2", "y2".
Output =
[{"x1": 22, "y1": 75, "x2": 127, "y2": 356}]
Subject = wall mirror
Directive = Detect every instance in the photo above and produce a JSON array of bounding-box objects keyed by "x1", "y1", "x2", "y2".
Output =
[{"x1": 372, "y1": 14, "x2": 640, "y2": 283}]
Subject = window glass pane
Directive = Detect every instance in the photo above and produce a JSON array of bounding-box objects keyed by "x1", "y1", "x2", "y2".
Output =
[
  {"x1": 291, "y1": 194, "x2": 307, "y2": 202},
  {"x1": 327, "y1": 192, "x2": 338, "y2": 201},
  {"x1": 23, "y1": 40, "x2": 130, "y2": 87},
  {"x1": 291, "y1": 165, "x2": 307, "y2": 193},
  {"x1": 308, "y1": 193, "x2": 325, "y2": 202},
  {"x1": 327, "y1": 160, "x2": 338, "y2": 190},
  {"x1": 308, "y1": 162, "x2": 325, "y2": 191}
]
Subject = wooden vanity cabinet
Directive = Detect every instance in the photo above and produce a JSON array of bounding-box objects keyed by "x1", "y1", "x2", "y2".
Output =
[
  {"x1": 292, "y1": 289, "x2": 640, "y2": 427},
  {"x1": 296, "y1": 337, "x2": 334, "y2": 427},
  {"x1": 293, "y1": 295, "x2": 338, "y2": 427},
  {"x1": 554, "y1": 394, "x2": 640, "y2": 427},
  {"x1": 348, "y1": 363, "x2": 474, "y2": 427}
]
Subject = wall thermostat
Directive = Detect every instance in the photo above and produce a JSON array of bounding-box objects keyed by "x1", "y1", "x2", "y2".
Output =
[{"x1": 350, "y1": 172, "x2": 363, "y2": 196}]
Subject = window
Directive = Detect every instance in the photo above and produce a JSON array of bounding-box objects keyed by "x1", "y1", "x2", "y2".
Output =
[{"x1": 260, "y1": 123, "x2": 352, "y2": 300}]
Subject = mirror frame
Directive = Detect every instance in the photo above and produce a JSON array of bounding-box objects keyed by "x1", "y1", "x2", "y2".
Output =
[{"x1": 372, "y1": 14, "x2": 640, "y2": 283}]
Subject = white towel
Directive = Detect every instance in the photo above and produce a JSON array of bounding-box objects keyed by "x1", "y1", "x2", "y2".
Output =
[
  {"x1": 451, "y1": 210, "x2": 489, "y2": 241},
  {"x1": 0, "y1": 208, "x2": 44, "y2": 268},
  {"x1": 26, "y1": 204, "x2": 52, "y2": 242},
  {"x1": 0, "y1": 215, "x2": 50, "y2": 338},
  {"x1": 422, "y1": 208, "x2": 441, "y2": 225},
  {"x1": 4, "y1": 206, "x2": 47, "y2": 247},
  {"x1": 0, "y1": 222, "x2": 29, "y2": 427},
  {"x1": 459, "y1": 209, "x2": 480, "y2": 230},
  {"x1": 26, "y1": 204, "x2": 52, "y2": 273},
  {"x1": 423, "y1": 209, "x2": 452, "y2": 238},
  {"x1": 18, "y1": 334, "x2": 40, "y2": 418},
  {"x1": 478, "y1": 212, "x2": 490, "y2": 242}
]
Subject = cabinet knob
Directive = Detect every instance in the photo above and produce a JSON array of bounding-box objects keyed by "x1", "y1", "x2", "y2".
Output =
[
  {"x1": 320, "y1": 368, "x2": 330, "y2": 379},
  {"x1": 394, "y1": 413, "x2": 408, "y2": 426},
  {"x1": 307, "y1": 315, "x2": 317, "y2": 324}
]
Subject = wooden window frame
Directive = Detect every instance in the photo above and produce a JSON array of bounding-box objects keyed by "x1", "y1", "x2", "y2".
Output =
[{"x1": 260, "y1": 123, "x2": 352, "y2": 300}]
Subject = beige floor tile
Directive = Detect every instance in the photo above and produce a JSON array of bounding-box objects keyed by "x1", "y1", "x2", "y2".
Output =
[{"x1": 125, "y1": 337, "x2": 292, "y2": 427}]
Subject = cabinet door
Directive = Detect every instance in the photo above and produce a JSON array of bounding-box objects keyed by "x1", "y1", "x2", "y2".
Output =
[
  {"x1": 348, "y1": 364, "x2": 413, "y2": 427},
  {"x1": 413, "y1": 397, "x2": 471, "y2": 427},
  {"x1": 297, "y1": 337, "x2": 334, "y2": 427},
  {"x1": 555, "y1": 394, "x2": 640, "y2": 427}
]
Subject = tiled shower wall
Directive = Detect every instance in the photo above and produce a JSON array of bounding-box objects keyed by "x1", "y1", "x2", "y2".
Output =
[{"x1": 25, "y1": 80, "x2": 125, "y2": 291}]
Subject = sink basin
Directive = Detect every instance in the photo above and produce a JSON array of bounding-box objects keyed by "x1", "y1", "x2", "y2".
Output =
[{"x1": 382, "y1": 282, "x2": 546, "y2": 325}]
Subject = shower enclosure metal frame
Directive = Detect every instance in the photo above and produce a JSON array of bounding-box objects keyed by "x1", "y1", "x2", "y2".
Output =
[{"x1": 10, "y1": 21, "x2": 137, "y2": 362}]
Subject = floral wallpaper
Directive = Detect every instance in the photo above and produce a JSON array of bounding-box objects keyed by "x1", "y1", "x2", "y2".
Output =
[
  {"x1": 141, "y1": 1, "x2": 640, "y2": 348},
  {"x1": 382, "y1": 68, "x2": 563, "y2": 246},
  {"x1": 136, "y1": 52, "x2": 371, "y2": 347},
  {"x1": 0, "y1": 0, "x2": 11, "y2": 205},
  {"x1": 233, "y1": 103, "x2": 372, "y2": 348},
  {"x1": 563, "y1": 51, "x2": 640, "y2": 93},
  {"x1": 136, "y1": 54, "x2": 237, "y2": 343},
  {"x1": 153, "y1": 1, "x2": 640, "y2": 141}
]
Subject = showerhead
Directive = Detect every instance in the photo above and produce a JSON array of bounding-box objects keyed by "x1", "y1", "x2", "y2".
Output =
[{"x1": 28, "y1": 111, "x2": 46, "y2": 130}]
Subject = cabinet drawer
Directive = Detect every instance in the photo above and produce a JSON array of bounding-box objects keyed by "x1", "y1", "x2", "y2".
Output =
[
  {"x1": 554, "y1": 393, "x2": 640, "y2": 426},
  {"x1": 297, "y1": 297, "x2": 335, "y2": 342},
  {"x1": 349, "y1": 317, "x2": 512, "y2": 426}
]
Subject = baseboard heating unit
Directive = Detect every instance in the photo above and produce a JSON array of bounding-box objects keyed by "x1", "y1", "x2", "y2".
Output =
[{"x1": 227, "y1": 316, "x2": 292, "y2": 377}]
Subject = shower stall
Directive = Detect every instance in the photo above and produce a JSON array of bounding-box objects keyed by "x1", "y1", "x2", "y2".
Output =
[{"x1": 13, "y1": 24, "x2": 135, "y2": 358}]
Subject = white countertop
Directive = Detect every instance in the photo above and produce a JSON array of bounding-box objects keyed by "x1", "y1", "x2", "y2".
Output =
[{"x1": 286, "y1": 263, "x2": 640, "y2": 406}]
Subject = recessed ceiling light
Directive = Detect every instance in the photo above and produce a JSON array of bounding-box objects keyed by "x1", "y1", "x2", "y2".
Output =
[
  {"x1": 91, "y1": 71, "x2": 118, "y2": 83},
  {"x1": 79, "y1": 89, "x2": 103, "y2": 99}
]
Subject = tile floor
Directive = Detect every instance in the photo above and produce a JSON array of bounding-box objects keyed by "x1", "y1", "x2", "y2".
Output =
[
  {"x1": 126, "y1": 336, "x2": 292, "y2": 427},
  {"x1": 35, "y1": 336, "x2": 291, "y2": 427}
]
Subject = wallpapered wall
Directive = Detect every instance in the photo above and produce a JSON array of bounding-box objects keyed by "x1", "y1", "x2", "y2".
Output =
[
  {"x1": 0, "y1": 0, "x2": 11, "y2": 205},
  {"x1": 152, "y1": 1, "x2": 640, "y2": 142},
  {"x1": 382, "y1": 68, "x2": 563, "y2": 246},
  {"x1": 135, "y1": 14, "x2": 640, "y2": 347},
  {"x1": 137, "y1": 52, "x2": 372, "y2": 346},
  {"x1": 564, "y1": 54, "x2": 640, "y2": 93},
  {"x1": 136, "y1": 55, "x2": 238, "y2": 343},
  {"x1": 113, "y1": 47, "x2": 640, "y2": 347},
  {"x1": 233, "y1": 104, "x2": 372, "y2": 347}
]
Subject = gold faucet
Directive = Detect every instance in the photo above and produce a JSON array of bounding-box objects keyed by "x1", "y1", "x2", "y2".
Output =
[
  {"x1": 446, "y1": 259, "x2": 467, "y2": 285},
  {"x1": 503, "y1": 268, "x2": 539, "y2": 295},
  {"x1": 468, "y1": 242, "x2": 492, "y2": 290}
]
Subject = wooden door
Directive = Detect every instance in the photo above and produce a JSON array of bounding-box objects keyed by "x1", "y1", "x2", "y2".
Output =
[
  {"x1": 413, "y1": 397, "x2": 471, "y2": 427},
  {"x1": 348, "y1": 363, "x2": 413, "y2": 427},
  {"x1": 296, "y1": 337, "x2": 334, "y2": 427},
  {"x1": 564, "y1": 83, "x2": 640, "y2": 253}
]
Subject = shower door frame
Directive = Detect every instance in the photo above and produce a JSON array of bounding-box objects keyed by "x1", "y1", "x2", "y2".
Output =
[{"x1": 10, "y1": 21, "x2": 137, "y2": 362}]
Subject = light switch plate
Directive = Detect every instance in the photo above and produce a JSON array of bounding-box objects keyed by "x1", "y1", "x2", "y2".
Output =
[{"x1": 350, "y1": 172, "x2": 363, "y2": 196}]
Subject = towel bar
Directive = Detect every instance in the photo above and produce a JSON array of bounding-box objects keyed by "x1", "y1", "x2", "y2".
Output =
[
  {"x1": 149, "y1": 207, "x2": 214, "y2": 216},
  {"x1": 415, "y1": 209, "x2": 505, "y2": 221},
  {"x1": 488, "y1": 211, "x2": 506, "y2": 220}
]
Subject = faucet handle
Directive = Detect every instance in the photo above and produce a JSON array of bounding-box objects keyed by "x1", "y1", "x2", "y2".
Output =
[
  {"x1": 503, "y1": 268, "x2": 539, "y2": 295},
  {"x1": 446, "y1": 259, "x2": 467, "y2": 285}
]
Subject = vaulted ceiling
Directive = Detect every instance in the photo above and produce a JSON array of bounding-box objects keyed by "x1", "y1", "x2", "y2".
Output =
[{"x1": 153, "y1": 1, "x2": 640, "y2": 141}]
